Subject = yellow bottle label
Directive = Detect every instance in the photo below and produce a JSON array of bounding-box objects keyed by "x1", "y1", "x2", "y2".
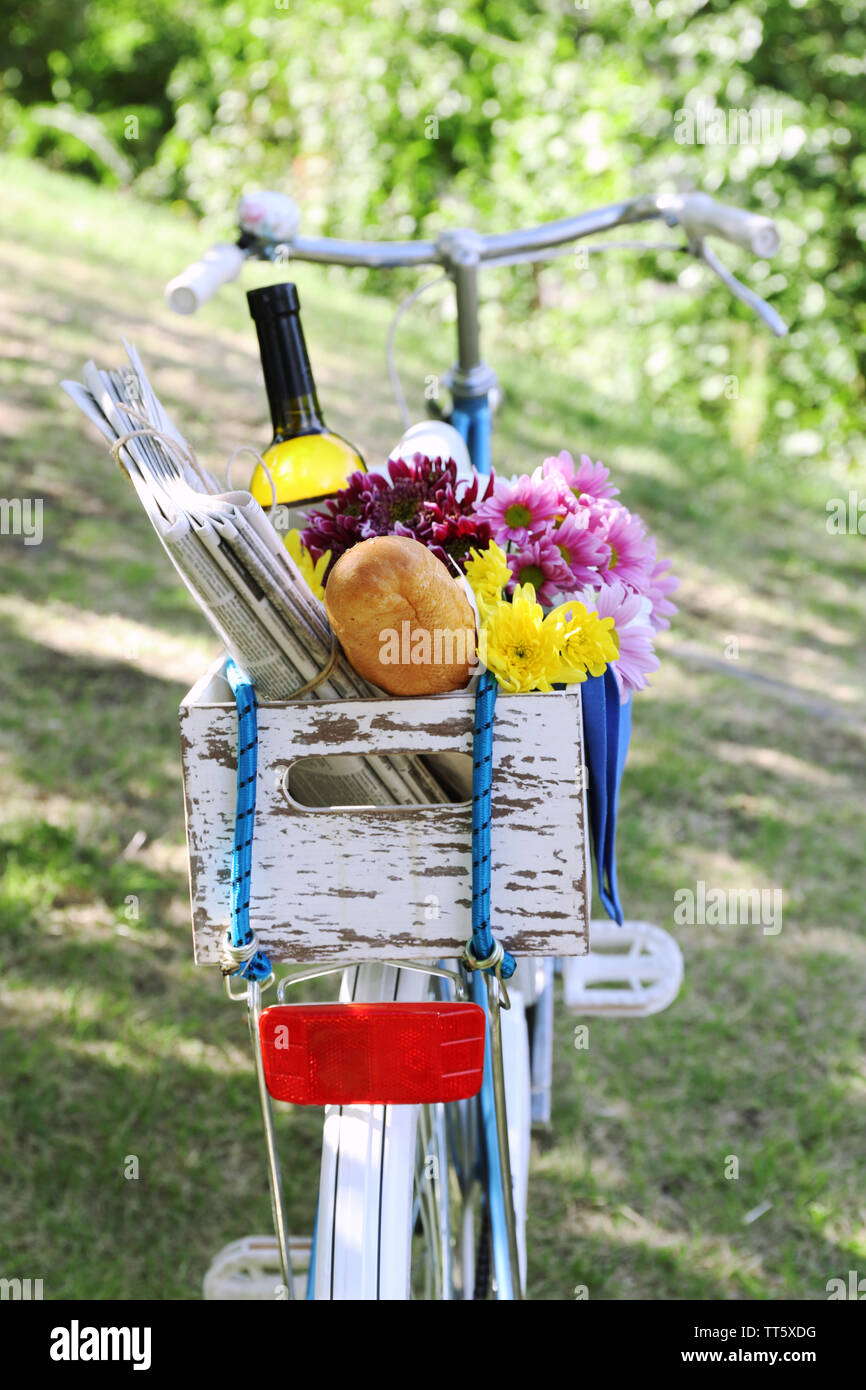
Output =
[{"x1": 250, "y1": 434, "x2": 364, "y2": 507}]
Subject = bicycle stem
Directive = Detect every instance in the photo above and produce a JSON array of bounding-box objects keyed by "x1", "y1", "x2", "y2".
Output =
[{"x1": 436, "y1": 227, "x2": 499, "y2": 400}]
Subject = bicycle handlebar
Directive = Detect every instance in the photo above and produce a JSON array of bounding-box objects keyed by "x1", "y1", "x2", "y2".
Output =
[
  {"x1": 475, "y1": 192, "x2": 781, "y2": 264},
  {"x1": 166, "y1": 189, "x2": 782, "y2": 314},
  {"x1": 166, "y1": 242, "x2": 246, "y2": 315},
  {"x1": 662, "y1": 192, "x2": 780, "y2": 257}
]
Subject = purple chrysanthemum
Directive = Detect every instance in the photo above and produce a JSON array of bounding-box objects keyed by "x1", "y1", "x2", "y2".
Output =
[
  {"x1": 430, "y1": 513, "x2": 493, "y2": 569},
  {"x1": 580, "y1": 580, "x2": 660, "y2": 700},
  {"x1": 506, "y1": 535, "x2": 574, "y2": 606},
  {"x1": 587, "y1": 499, "x2": 656, "y2": 592},
  {"x1": 534, "y1": 450, "x2": 620, "y2": 507},
  {"x1": 645, "y1": 556, "x2": 680, "y2": 632},
  {"x1": 302, "y1": 453, "x2": 494, "y2": 579},
  {"x1": 551, "y1": 510, "x2": 610, "y2": 588},
  {"x1": 474, "y1": 473, "x2": 561, "y2": 545}
]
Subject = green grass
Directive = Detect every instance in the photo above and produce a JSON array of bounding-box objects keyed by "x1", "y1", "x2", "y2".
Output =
[{"x1": 1, "y1": 155, "x2": 864, "y2": 1300}]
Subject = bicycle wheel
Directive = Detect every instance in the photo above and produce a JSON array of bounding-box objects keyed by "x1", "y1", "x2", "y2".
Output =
[{"x1": 312, "y1": 962, "x2": 531, "y2": 1300}]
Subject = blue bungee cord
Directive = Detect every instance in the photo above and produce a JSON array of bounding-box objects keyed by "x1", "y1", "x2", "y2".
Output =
[
  {"x1": 463, "y1": 668, "x2": 516, "y2": 982},
  {"x1": 222, "y1": 658, "x2": 273, "y2": 983}
]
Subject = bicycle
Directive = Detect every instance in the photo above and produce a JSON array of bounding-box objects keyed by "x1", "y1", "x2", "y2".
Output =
[{"x1": 168, "y1": 188, "x2": 787, "y2": 1301}]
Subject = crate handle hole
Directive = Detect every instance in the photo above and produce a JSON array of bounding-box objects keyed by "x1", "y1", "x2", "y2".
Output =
[{"x1": 280, "y1": 753, "x2": 473, "y2": 810}]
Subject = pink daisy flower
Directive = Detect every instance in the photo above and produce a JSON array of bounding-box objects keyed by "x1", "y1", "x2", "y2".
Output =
[
  {"x1": 551, "y1": 510, "x2": 610, "y2": 587},
  {"x1": 532, "y1": 460, "x2": 579, "y2": 518},
  {"x1": 534, "y1": 449, "x2": 620, "y2": 506},
  {"x1": 580, "y1": 580, "x2": 660, "y2": 700},
  {"x1": 474, "y1": 472, "x2": 560, "y2": 546},
  {"x1": 506, "y1": 535, "x2": 573, "y2": 606},
  {"x1": 645, "y1": 556, "x2": 680, "y2": 632},
  {"x1": 589, "y1": 499, "x2": 656, "y2": 591}
]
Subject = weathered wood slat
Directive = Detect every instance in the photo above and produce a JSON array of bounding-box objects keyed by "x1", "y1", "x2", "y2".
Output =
[{"x1": 180, "y1": 670, "x2": 590, "y2": 963}]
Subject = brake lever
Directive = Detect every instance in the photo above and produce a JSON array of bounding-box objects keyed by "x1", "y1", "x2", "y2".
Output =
[
  {"x1": 482, "y1": 233, "x2": 788, "y2": 337},
  {"x1": 694, "y1": 239, "x2": 788, "y2": 338}
]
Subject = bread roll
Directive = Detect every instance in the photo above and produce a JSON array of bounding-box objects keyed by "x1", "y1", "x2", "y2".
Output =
[{"x1": 324, "y1": 536, "x2": 477, "y2": 696}]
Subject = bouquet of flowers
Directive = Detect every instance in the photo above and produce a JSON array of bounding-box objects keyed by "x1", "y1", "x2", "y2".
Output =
[{"x1": 293, "y1": 448, "x2": 678, "y2": 699}]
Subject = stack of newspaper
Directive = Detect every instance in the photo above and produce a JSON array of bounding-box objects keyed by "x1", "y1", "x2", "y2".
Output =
[{"x1": 62, "y1": 345, "x2": 450, "y2": 809}]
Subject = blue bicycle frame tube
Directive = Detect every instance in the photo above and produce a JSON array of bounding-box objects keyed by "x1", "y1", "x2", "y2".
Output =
[{"x1": 450, "y1": 393, "x2": 493, "y2": 475}]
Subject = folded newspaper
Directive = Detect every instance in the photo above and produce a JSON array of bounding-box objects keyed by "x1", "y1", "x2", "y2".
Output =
[{"x1": 62, "y1": 345, "x2": 452, "y2": 809}]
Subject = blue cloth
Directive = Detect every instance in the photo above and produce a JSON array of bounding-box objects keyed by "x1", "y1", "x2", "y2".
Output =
[{"x1": 581, "y1": 671, "x2": 631, "y2": 925}]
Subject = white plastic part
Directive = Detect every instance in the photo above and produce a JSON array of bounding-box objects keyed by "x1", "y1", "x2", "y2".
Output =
[
  {"x1": 238, "y1": 190, "x2": 301, "y2": 243},
  {"x1": 670, "y1": 193, "x2": 780, "y2": 257},
  {"x1": 165, "y1": 243, "x2": 246, "y2": 314},
  {"x1": 202, "y1": 1234, "x2": 311, "y2": 1300},
  {"x1": 562, "y1": 920, "x2": 684, "y2": 1017},
  {"x1": 389, "y1": 420, "x2": 475, "y2": 482}
]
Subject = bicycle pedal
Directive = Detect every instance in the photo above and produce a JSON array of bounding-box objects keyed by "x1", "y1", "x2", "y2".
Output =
[
  {"x1": 563, "y1": 920, "x2": 683, "y2": 1018},
  {"x1": 203, "y1": 1234, "x2": 311, "y2": 1300}
]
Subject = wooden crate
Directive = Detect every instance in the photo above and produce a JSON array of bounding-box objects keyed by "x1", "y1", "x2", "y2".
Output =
[{"x1": 179, "y1": 662, "x2": 590, "y2": 964}]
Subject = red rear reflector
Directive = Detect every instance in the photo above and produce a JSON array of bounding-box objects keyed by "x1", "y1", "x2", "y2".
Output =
[{"x1": 259, "y1": 1002, "x2": 486, "y2": 1105}]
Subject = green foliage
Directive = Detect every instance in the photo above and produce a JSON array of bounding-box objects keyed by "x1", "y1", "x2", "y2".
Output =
[{"x1": 1, "y1": 0, "x2": 863, "y2": 463}]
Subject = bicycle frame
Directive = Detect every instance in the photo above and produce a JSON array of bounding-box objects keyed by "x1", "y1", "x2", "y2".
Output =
[{"x1": 169, "y1": 184, "x2": 787, "y2": 1300}]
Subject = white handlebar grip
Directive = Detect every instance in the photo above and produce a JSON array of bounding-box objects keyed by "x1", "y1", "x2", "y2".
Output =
[
  {"x1": 676, "y1": 193, "x2": 781, "y2": 257},
  {"x1": 165, "y1": 243, "x2": 246, "y2": 314}
]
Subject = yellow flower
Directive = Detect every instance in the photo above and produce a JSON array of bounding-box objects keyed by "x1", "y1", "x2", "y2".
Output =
[
  {"x1": 482, "y1": 583, "x2": 564, "y2": 693},
  {"x1": 465, "y1": 540, "x2": 511, "y2": 618},
  {"x1": 284, "y1": 529, "x2": 330, "y2": 601},
  {"x1": 547, "y1": 600, "x2": 619, "y2": 683}
]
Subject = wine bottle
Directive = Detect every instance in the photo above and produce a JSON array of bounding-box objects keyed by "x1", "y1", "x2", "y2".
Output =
[{"x1": 247, "y1": 282, "x2": 365, "y2": 521}]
